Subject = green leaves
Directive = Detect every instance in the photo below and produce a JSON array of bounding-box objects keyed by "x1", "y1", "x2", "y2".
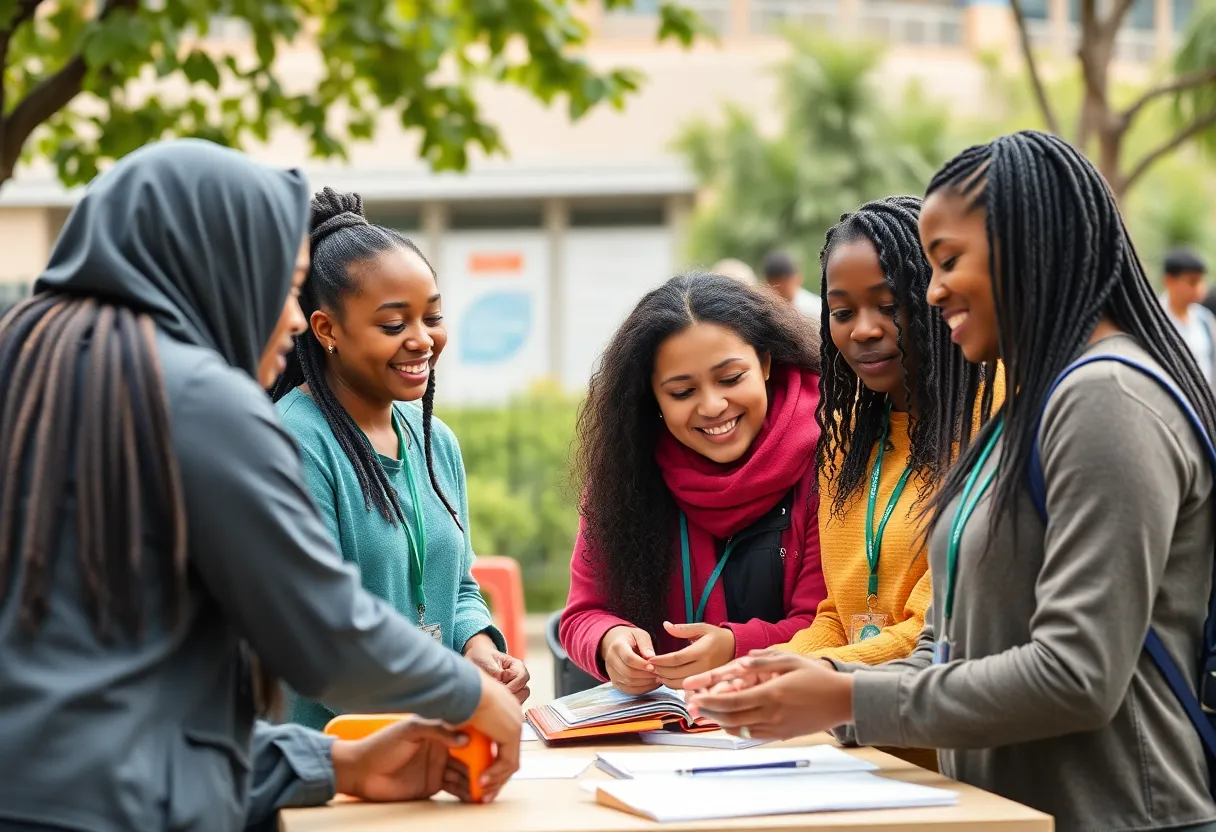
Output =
[{"x1": 2, "y1": 0, "x2": 703, "y2": 188}]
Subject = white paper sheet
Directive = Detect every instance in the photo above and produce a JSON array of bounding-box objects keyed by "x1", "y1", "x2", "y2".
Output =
[
  {"x1": 521, "y1": 722, "x2": 539, "y2": 742},
  {"x1": 591, "y1": 771, "x2": 959, "y2": 822},
  {"x1": 511, "y1": 755, "x2": 593, "y2": 780},
  {"x1": 595, "y1": 744, "x2": 877, "y2": 780}
]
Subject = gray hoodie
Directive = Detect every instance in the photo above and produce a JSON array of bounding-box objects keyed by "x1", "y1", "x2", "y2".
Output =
[{"x1": 0, "y1": 140, "x2": 482, "y2": 832}]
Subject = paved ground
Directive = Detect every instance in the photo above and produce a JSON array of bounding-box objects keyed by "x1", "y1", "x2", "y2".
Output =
[{"x1": 521, "y1": 613, "x2": 557, "y2": 709}]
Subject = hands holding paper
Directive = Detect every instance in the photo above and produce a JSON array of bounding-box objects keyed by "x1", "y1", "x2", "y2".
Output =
[{"x1": 684, "y1": 651, "x2": 854, "y2": 740}]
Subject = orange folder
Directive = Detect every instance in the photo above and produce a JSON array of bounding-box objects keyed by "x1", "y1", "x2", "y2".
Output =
[{"x1": 323, "y1": 714, "x2": 494, "y2": 803}]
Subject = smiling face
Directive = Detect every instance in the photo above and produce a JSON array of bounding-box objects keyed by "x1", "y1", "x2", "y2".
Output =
[
  {"x1": 825, "y1": 238, "x2": 910, "y2": 409},
  {"x1": 311, "y1": 245, "x2": 446, "y2": 406},
  {"x1": 651, "y1": 322, "x2": 772, "y2": 464},
  {"x1": 920, "y1": 190, "x2": 1001, "y2": 365},
  {"x1": 257, "y1": 237, "x2": 311, "y2": 388}
]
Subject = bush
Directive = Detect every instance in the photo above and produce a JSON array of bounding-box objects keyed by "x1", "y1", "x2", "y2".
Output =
[{"x1": 438, "y1": 382, "x2": 581, "y2": 612}]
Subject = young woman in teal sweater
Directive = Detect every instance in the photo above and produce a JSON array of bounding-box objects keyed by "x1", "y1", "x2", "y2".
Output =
[{"x1": 271, "y1": 188, "x2": 530, "y2": 730}]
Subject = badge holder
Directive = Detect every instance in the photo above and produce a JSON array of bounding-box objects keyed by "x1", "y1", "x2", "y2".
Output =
[{"x1": 849, "y1": 594, "x2": 889, "y2": 644}]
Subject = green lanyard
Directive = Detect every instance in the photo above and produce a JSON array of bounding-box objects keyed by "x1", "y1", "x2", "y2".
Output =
[
  {"x1": 392, "y1": 412, "x2": 428, "y2": 626},
  {"x1": 680, "y1": 512, "x2": 740, "y2": 625},
  {"x1": 864, "y1": 405, "x2": 914, "y2": 609},
  {"x1": 942, "y1": 420, "x2": 1004, "y2": 626}
]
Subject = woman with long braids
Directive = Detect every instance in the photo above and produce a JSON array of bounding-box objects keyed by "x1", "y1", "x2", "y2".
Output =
[
  {"x1": 0, "y1": 141, "x2": 524, "y2": 832},
  {"x1": 776, "y1": 196, "x2": 992, "y2": 670},
  {"x1": 272, "y1": 188, "x2": 529, "y2": 730},
  {"x1": 687, "y1": 130, "x2": 1216, "y2": 829},
  {"x1": 560, "y1": 273, "x2": 827, "y2": 693}
]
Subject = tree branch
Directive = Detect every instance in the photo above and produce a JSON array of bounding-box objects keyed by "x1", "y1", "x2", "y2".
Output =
[
  {"x1": 1010, "y1": 0, "x2": 1062, "y2": 135},
  {"x1": 1123, "y1": 105, "x2": 1216, "y2": 191},
  {"x1": 1104, "y1": 0, "x2": 1138, "y2": 38},
  {"x1": 0, "y1": 0, "x2": 137, "y2": 175},
  {"x1": 1121, "y1": 66, "x2": 1216, "y2": 124},
  {"x1": 0, "y1": 0, "x2": 47, "y2": 116}
]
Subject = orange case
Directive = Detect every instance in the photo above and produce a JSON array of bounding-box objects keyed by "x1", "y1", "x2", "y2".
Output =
[{"x1": 323, "y1": 714, "x2": 493, "y2": 803}]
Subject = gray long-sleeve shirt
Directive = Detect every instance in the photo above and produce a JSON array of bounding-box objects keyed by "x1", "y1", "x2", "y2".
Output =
[
  {"x1": 0, "y1": 337, "x2": 483, "y2": 832},
  {"x1": 837, "y1": 336, "x2": 1216, "y2": 831}
]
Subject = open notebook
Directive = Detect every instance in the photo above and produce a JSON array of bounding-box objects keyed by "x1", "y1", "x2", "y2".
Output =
[{"x1": 525, "y1": 683, "x2": 719, "y2": 742}]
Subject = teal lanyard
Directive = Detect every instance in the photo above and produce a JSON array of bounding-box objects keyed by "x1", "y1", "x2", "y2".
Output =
[
  {"x1": 680, "y1": 512, "x2": 740, "y2": 625},
  {"x1": 864, "y1": 405, "x2": 914, "y2": 608},
  {"x1": 942, "y1": 420, "x2": 1004, "y2": 624},
  {"x1": 392, "y1": 412, "x2": 428, "y2": 626}
]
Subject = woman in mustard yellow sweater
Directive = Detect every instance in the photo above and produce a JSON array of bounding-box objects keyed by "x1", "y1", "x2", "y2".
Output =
[{"x1": 779, "y1": 196, "x2": 1001, "y2": 667}]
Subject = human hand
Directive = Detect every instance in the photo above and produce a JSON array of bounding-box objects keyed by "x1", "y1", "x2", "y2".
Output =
[
  {"x1": 685, "y1": 652, "x2": 853, "y2": 740},
  {"x1": 682, "y1": 649, "x2": 824, "y2": 693},
  {"x1": 454, "y1": 667, "x2": 523, "y2": 802},
  {"x1": 464, "y1": 635, "x2": 532, "y2": 704},
  {"x1": 331, "y1": 717, "x2": 465, "y2": 802},
  {"x1": 599, "y1": 626, "x2": 661, "y2": 695},
  {"x1": 646, "y1": 622, "x2": 736, "y2": 690}
]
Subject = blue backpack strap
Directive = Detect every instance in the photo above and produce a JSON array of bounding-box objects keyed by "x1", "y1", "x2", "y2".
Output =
[{"x1": 1027, "y1": 354, "x2": 1216, "y2": 769}]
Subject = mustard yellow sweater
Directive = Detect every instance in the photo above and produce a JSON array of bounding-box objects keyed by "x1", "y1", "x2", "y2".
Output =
[
  {"x1": 779, "y1": 366, "x2": 1006, "y2": 666},
  {"x1": 778, "y1": 411, "x2": 930, "y2": 664}
]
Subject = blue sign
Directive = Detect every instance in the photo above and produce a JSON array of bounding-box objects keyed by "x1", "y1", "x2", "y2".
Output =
[{"x1": 460, "y1": 291, "x2": 533, "y2": 364}]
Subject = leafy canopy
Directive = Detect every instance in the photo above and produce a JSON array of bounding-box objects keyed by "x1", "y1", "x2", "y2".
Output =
[{"x1": 0, "y1": 0, "x2": 706, "y2": 187}]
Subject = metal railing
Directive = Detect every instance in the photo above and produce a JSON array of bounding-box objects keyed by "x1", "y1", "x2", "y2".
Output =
[{"x1": 602, "y1": 0, "x2": 964, "y2": 46}]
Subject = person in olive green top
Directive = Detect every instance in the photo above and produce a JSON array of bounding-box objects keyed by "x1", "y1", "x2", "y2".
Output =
[{"x1": 271, "y1": 187, "x2": 530, "y2": 731}]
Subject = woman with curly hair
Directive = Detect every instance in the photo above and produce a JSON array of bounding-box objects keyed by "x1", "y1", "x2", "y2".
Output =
[{"x1": 559, "y1": 273, "x2": 827, "y2": 693}]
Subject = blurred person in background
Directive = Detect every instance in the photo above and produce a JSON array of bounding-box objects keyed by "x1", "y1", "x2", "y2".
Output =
[
  {"x1": 1162, "y1": 247, "x2": 1216, "y2": 387},
  {"x1": 710, "y1": 258, "x2": 757, "y2": 285},
  {"x1": 0, "y1": 140, "x2": 521, "y2": 832},
  {"x1": 763, "y1": 250, "x2": 821, "y2": 318}
]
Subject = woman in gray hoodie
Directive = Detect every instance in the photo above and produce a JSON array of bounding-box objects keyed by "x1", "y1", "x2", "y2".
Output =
[
  {"x1": 686, "y1": 131, "x2": 1216, "y2": 831},
  {"x1": 0, "y1": 139, "x2": 521, "y2": 832}
]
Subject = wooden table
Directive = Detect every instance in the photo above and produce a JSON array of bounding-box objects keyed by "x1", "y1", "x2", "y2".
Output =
[{"x1": 280, "y1": 734, "x2": 1053, "y2": 832}]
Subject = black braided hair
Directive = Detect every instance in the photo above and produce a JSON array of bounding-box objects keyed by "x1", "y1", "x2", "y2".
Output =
[
  {"x1": 269, "y1": 187, "x2": 461, "y2": 530},
  {"x1": 572, "y1": 272, "x2": 821, "y2": 635},
  {"x1": 924, "y1": 130, "x2": 1216, "y2": 539},
  {"x1": 0, "y1": 294, "x2": 186, "y2": 638},
  {"x1": 817, "y1": 196, "x2": 989, "y2": 519}
]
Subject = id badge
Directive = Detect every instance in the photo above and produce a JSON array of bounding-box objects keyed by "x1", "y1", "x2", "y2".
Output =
[
  {"x1": 420, "y1": 623, "x2": 442, "y2": 643},
  {"x1": 849, "y1": 612, "x2": 890, "y2": 644}
]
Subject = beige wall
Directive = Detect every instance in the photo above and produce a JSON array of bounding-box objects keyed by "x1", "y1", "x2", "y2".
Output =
[{"x1": 0, "y1": 208, "x2": 54, "y2": 283}]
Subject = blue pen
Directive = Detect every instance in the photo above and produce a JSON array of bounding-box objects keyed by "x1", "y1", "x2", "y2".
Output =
[{"x1": 675, "y1": 760, "x2": 811, "y2": 776}]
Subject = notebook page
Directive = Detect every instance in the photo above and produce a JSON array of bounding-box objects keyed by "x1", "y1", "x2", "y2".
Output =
[
  {"x1": 595, "y1": 744, "x2": 876, "y2": 779},
  {"x1": 593, "y1": 771, "x2": 960, "y2": 822},
  {"x1": 551, "y1": 683, "x2": 689, "y2": 726}
]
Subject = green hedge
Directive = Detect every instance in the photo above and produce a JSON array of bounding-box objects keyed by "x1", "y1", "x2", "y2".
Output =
[{"x1": 437, "y1": 382, "x2": 581, "y2": 613}]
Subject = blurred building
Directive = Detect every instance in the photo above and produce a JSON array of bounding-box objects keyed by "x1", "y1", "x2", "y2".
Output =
[{"x1": 0, "y1": 0, "x2": 1191, "y2": 402}]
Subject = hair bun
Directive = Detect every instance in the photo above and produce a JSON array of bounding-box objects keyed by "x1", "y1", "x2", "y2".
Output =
[{"x1": 309, "y1": 186, "x2": 368, "y2": 244}]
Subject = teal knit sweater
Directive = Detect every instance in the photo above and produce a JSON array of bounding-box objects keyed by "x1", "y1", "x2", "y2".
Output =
[{"x1": 277, "y1": 388, "x2": 503, "y2": 730}]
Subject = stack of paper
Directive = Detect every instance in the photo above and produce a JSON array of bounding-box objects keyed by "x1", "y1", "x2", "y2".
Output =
[
  {"x1": 594, "y1": 745, "x2": 877, "y2": 780},
  {"x1": 590, "y1": 772, "x2": 960, "y2": 822},
  {"x1": 638, "y1": 728, "x2": 769, "y2": 750}
]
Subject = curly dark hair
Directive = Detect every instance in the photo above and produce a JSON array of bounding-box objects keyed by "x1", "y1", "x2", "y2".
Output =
[
  {"x1": 817, "y1": 196, "x2": 989, "y2": 519},
  {"x1": 571, "y1": 272, "x2": 821, "y2": 635}
]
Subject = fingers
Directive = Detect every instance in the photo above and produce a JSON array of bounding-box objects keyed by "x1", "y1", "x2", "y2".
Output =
[
  {"x1": 631, "y1": 628, "x2": 656, "y2": 660},
  {"x1": 663, "y1": 621, "x2": 710, "y2": 640},
  {"x1": 646, "y1": 642, "x2": 700, "y2": 669},
  {"x1": 481, "y1": 727, "x2": 520, "y2": 795},
  {"x1": 389, "y1": 717, "x2": 467, "y2": 749},
  {"x1": 612, "y1": 641, "x2": 653, "y2": 672},
  {"x1": 683, "y1": 658, "x2": 751, "y2": 691},
  {"x1": 741, "y1": 652, "x2": 813, "y2": 674},
  {"x1": 443, "y1": 760, "x2": 475, "y2": 803},
  {"x1": 686, "y1": 684, "x2": 769, "y2": 716}
]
